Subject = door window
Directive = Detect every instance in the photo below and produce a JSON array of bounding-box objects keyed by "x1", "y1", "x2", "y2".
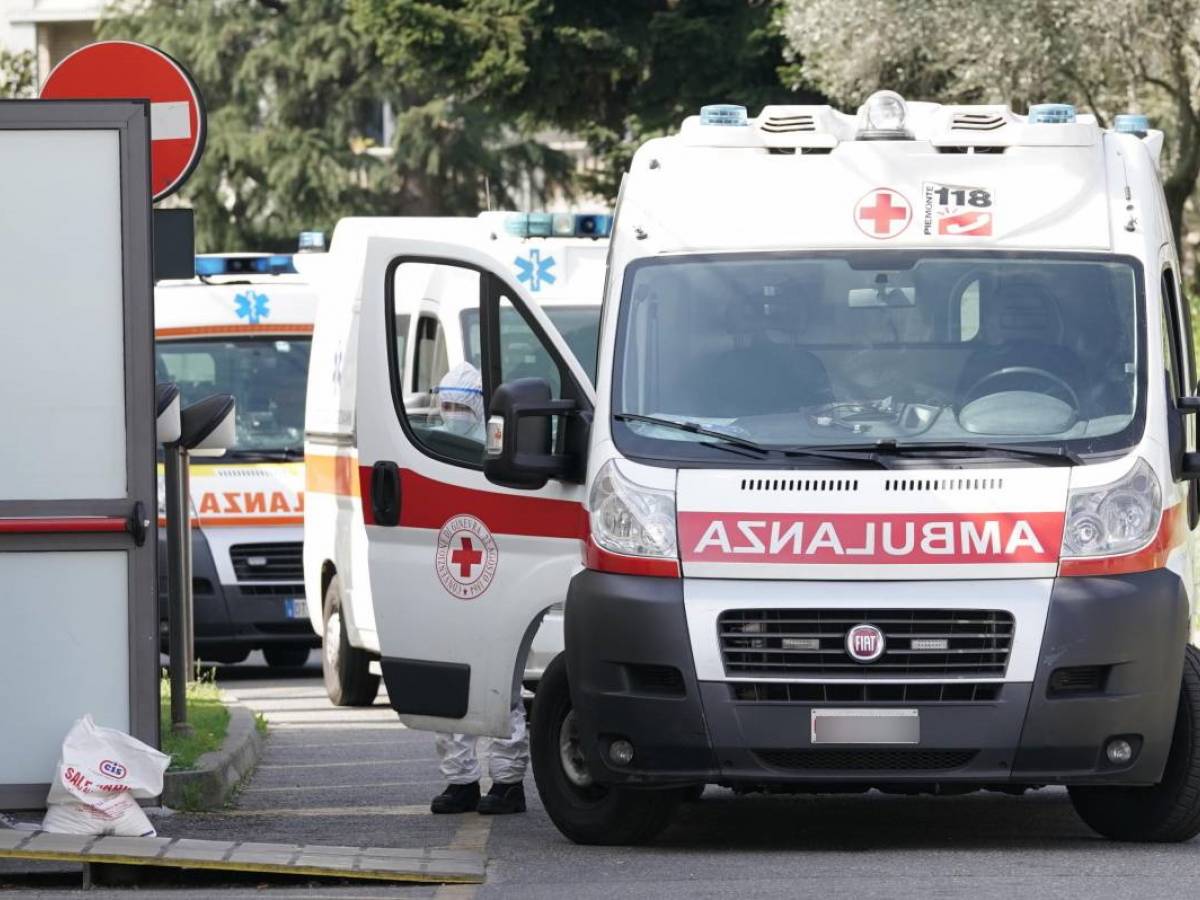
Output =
[{"x1": 388, "y1": 261, "x2": 578, "y2": 468}]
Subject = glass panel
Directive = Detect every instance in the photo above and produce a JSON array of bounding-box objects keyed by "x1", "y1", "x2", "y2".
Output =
[
  {"x1": 0, "y1": 552, "x2": 129, "y2": 783},
  {"x1": 156, "y1": 338, "x2": 311, "y2": 458},
  {"x1": 615, "y1": 253, "x2": 1140, "y2": 459},
  {"x1": 392, "y1": 262, "x2": 484, "y2": 466},
  {"x1": 0, "y1": 130, "x2": 126, "y2": 498},
  {"x1": 462, "y1": 304, "x2": 600, "y2": 385}
]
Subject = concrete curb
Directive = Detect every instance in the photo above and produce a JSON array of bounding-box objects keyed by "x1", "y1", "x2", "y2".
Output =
[{"x1": 162, "y1": 704, "x2": 263, "y2": 811}]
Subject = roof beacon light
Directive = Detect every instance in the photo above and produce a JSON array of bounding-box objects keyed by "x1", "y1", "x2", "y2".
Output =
[
  {"x1": 1029, "y1": 103, "x2": 1077, "y2": 124},
  {"x1": 298, "y1": 231, "x2": 325, "y2": 252},
  {"x1": 858, "y1": 91, "x2": 911, "y2": 140},
  {"x1": 195, "y1": 255, "x2": 297, "y2": 277},
  {"x1": 505, "y1": 212, "x2": 613, "y2": 239},
  {"x1": 700, "y1": 104, "x2": 748, "y2": 127},
  {"x1": 1114, "y1": 113, "x2": 1150, "y2": 136}
]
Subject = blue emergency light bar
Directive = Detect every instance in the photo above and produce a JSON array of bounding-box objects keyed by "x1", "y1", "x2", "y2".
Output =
[
  {"x1": 700, "y1": 104, "x2": 748, "y2": 127},
  {"x1": 194, "y1": 254, "x2": 297, "y2": 277},
  {"x1": 1114, "y1": 113, "x2": 1150, "y2": 135},
  {"x1": 1028, "y1": 103, "x2": 1077, "y2": 124},
  {"x1": 504, "y1": 212, "x2": 613, "y2": 240}
]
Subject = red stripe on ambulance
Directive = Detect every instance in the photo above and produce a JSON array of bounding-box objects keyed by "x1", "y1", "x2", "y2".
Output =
[{"x1": 679, "y1": 511, "x2": 1064, "y2": 565}]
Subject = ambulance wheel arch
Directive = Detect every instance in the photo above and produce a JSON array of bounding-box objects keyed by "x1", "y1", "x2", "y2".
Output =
[{"x1": 354, "y1": 238, "x2": 593, "y2": 737}]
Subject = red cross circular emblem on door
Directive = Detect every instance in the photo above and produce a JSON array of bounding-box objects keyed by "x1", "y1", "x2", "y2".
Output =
[
  {"x1": 435, "y1": 515, "x2": 499, "y2": 600},
  {"x1": 854, "y1": 188, "x2": 912, "y2": 239}
]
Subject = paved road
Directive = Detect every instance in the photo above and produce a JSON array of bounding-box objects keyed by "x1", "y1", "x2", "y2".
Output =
[{"x1": 6, "y1": 654, "x2": 1200, "y2": 897}]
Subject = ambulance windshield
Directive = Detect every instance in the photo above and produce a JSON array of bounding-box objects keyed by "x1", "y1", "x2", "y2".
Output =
[
  {"x1": 156, "y1": 338, "x2": 311, "y2": 457},
  {"x1": 613, "y1": 252, "x2": 1142, "y2": 462}
]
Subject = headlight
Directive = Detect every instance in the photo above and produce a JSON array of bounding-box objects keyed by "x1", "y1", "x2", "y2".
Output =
[
  {"x1": 589, "y1": 459, "x2": 677, "y2": 559},
  {"x1": 1062, "y1": 458, "x2": 1161, "y2": 558}
]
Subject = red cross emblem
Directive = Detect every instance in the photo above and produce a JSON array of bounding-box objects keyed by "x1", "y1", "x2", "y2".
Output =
[
  {"x1": 450, "y1": 536, "x2": 483, "y2": 578},
  {"x1": 855, "y1": 188, "x2": 911, "y2": 238},
  {"x1": 436, "y1": 514, "x2": 499, "y2": 599}
]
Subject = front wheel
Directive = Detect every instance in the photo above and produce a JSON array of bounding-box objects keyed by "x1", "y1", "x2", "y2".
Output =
[
  {"x1": 322, "y1": 576, "x2": 380, "y2": 706},
  {"x1": 531, "y1": 653, "x2": 682, "y2": 845},
  {"x1": 1069, "y1": 644, "x2": 1200, "y2": 842}
]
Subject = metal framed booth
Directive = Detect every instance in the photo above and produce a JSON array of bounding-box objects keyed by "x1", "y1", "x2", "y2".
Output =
[{"x1": 0, "y1": 100, "x2": 158, "y2": 809}]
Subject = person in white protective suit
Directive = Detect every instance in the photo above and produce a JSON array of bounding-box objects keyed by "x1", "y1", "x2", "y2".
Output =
[{"x1": 428, "y1": 361, "x2": 530, "y2": 815}]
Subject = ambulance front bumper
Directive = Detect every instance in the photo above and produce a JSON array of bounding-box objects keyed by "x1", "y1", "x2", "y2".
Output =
[{"x1": 564, "y1": 569, "x2": 1188, "y2": 788}]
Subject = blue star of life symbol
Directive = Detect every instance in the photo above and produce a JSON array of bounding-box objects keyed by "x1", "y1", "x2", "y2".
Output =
[
  {"x1": 234, "y1": 290, "x2": 270, "y2": 324},
  {"x1": 514, "y1": 250, "x2": 556, "y2": 292}
]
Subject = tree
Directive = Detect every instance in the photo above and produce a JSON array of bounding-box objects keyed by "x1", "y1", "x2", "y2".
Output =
[
  {"x1": 0, "y1": 49, "x2": 36, "y2": 99},
  {"x1": 352, "y1": 0, "x2": 818, "y2": 199},
  {"x1": 778, "y1": 0, "x2": 1200, "y2": 262},
  {"x1": 98, "y1": 0, "x2": 569, "y2": 251}
]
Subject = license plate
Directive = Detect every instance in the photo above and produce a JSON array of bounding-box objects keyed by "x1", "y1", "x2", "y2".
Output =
[
  {"x1": 811, "y1": 708, "x2": 919, "y2": 744},
  {"x1": 285, "y1": 598, "x2": 309, "y2": 620}
]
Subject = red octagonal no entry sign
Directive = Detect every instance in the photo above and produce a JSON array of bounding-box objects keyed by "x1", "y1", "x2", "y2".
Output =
[{"x1": 41, "y1": 41, "x2": 206, "y2": 202}]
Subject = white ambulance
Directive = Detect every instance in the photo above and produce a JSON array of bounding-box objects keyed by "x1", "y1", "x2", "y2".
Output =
[
  {"x1": 302, "y1": 212, "x2": 609, "y2": 705},
  {"x1": 156, "y1": 253, "x2": 316, "y2": 667},
  {"x1": 319, "y1": 95, "x2": 1200, "y2": 845}
]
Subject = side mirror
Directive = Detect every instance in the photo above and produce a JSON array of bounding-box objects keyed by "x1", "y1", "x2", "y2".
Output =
[
  {"x1": 180, "y1": 393, "x2": 236, "y2": 457},
  {"x1": 484, "y1": 378, "x2": 577, "y2": 490},
  {"x1": 156, "y1": 382, "x2": 181, "y2": 445}
]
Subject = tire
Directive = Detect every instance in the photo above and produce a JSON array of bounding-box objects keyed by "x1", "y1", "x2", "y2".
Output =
[
  {"x1": 1069, "y1": 644, "x2": 1200, "y2": 842},
  {"x1": 531, "y1": 653, "x2": 682, "y2": 845},
  {"x1": 263, "y1": 645, "x2": 312, "y2": 668},
  {"x1": 322, "y1": 576, "x2": 380, "y2": 706},
  {"x1": 196, "y1": 647, "x2": 250, "y2": 666}
]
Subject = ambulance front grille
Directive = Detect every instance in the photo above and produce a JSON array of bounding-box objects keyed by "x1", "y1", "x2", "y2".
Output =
[
  {"x1": 729, "y1": 681, "x2": 1002, "y2": 704},
  {"x1": 719, "y1": 609, "x2": 1015, "y2": 678},
  {"x1": 231, "y1": 542, "x2": 304, "y2": 582},
  {"x1": 754, "y1": 748, "x2": 978, "y2": 772}
]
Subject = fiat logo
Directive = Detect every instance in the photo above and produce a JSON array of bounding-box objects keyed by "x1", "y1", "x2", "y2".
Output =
[{"x1": 846, "y1": 624, "x2": 886, "y2": 663}]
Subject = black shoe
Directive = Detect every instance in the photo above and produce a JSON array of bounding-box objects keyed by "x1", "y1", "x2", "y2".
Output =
[
  {"x1": 431, "y1": 781, "x2": 480, "y2": 814},
  {"x1": 477, "y1": 781, "x2": 526, "y2": 815}
]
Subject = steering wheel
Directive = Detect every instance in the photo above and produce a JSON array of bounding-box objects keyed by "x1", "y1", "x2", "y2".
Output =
[{"x1": 962, "y1": 366, "x2": 1081, "y2": 412}]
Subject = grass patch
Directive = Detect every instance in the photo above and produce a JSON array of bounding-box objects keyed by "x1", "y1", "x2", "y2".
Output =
[{"x1": 160, "y1": 669, "x2": 230, "y2": 771}]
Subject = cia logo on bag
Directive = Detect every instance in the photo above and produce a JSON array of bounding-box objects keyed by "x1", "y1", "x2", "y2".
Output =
[{"x1": 99, "y1": 759, "x2": 128, "y2": 780}]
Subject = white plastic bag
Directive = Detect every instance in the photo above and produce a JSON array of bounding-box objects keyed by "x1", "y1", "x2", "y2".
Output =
[{"x1": 41, "y1": 715, "x2": 170, "y2": 837}]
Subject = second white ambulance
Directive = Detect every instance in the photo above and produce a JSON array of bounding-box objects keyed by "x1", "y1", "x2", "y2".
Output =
[
  {"x1": 303, "y1": 213, "x2": 609, "y2": 704},
  {"x1": 156, "y1": 253, "x2": 315, "y2": 667},
  {"x1": 316, "y1": 96, "x2": 1200, "y2": 846}
]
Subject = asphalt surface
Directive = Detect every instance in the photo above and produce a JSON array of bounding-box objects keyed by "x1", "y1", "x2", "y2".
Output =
[{"x1": 5, "y1": 652, "x2": 1200, "y2": 897}]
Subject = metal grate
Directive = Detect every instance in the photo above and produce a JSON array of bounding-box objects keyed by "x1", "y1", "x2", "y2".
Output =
[
  {"x1": 883, "y1": 476, "x2": 1003, "y2": 492},
  {"x1": 719, "y1": 609, "x2": 1015, "y2": 678},
  {"x1": 730, "y1": 681, "x2": 1002, "y2": 704},
  {"x1": 755, "y1": 749, "x2": 978, "y2": 771},
  {"x1": 741, "y1": 477, "x2": 858, "y2": 492},
  {"x1": 230, "y1": 542, "x2": 304, "y2": 582}
]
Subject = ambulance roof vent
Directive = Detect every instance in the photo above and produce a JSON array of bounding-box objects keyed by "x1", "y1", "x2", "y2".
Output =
[
  {"x1": 884, "y1": 477, "x2": 1005, "y2": 492},
  {"x1": 740, "y1": 477, "x2": 859, "y2": 493},
  {"x1": 760, "y1": 114, "x2": 816, "y2": 134},
  {"x1": 950, "y1": 112, "x2": 1008, "y2": 132}
]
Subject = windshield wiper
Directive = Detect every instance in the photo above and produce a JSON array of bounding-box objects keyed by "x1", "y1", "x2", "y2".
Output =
[
  {"x1": 227, "y1": 448, "x2": 304, "y2": 462},
  {"x1": 801, "y1": 439, "x2": 1082, "y2": 466},
  {"x1": 613, "y1": 413, "x2": 889, "y2": 466}
]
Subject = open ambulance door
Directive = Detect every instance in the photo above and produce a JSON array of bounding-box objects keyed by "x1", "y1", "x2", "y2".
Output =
[{"x1": 355, "y1": 238, "x2": 595, "y2": 737}]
